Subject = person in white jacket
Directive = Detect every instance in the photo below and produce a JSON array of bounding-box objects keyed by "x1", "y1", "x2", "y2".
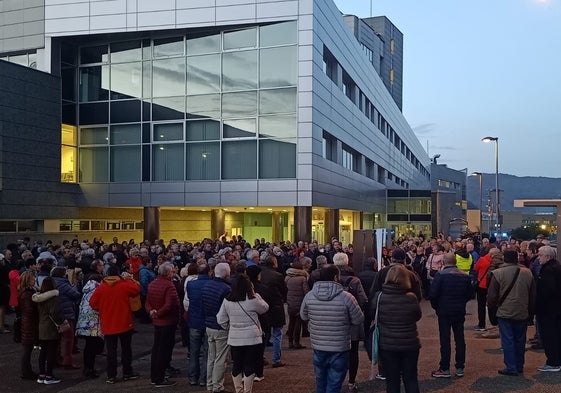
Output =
[{"x1": 217, "y1": 274, "x2": 268, "y2": 393}]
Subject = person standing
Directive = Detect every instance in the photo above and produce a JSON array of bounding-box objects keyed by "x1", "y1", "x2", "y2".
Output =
[
  {"x1": 145, "y1": 262, "x2": 180, "y2": 387},
  {"x1": 533, "y1": 246, "x2": 561, "y2": 372},
  {"x1": 89, "y1": 265, "x2": 141, "y2": 384},
  {"x1": 487, "y1": 250, "x2": 535, "y2": 375},
  {"x1": 17, "y1": 271, "x2": 39, "y2": 380},
  {"x1": 300, "y1": 265, "x2": 364, "y2": 393},
  {"x1": 373, "y1": 264, "x2": 422, "y2": 393},
  {"x1": 202, "y1": 262, "x2": 231, "y2": 393},
  {"x1": 473, "y1": 245, "x2": 496, "y2": 331},
  {"x1": 285, "y1": 261, "x2": 309, "y2": 349},
  {"x1": 429, "y1": 252, "x2": 473, "y2": 378},
  {"x1": 217, "y1": 274, "x2": 269, "y2": 393}
]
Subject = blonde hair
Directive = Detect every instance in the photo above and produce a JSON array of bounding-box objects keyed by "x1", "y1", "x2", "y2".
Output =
[
  {"x1": 17, "y1": 271, "x2": 36, "y2": 295},
  {"x1": 384, "y1": 264, "x2": 411, "y2": 289}
]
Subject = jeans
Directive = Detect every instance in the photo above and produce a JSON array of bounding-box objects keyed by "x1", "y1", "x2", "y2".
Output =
[
  {"x1": 497, "y1": 318, "x2": 527, "y2": 373},
  {"x1": 537, "y1": 314, "x2": 561, "y2": 366},
  {"x1": 105, "y1": 330, "x2": 133, "y2": 378},
  {"x1": 437, "y1": 316, "x2": 466, "y2": 370},
  {"x1": 206, "y1": 327, "x2": 229, "y2": 391},
  {"x1": 313, "y1": 350, "x2": 349, "y2": 393},
  {"x1": 380, "y1": 349, "x2": 420, "y2": 393},
  {"x1": 271, "y1": 326, "x2": 283, "y2": 364},
  {"x1": 476, "y1": 286, "x2": 488, "y2": 328},
  {"x1": 151, "y1": 325, "x2": 176, "y2": 383},
  {"x1": 189, "y1": 327, "x2": 208, "y2": 384}
]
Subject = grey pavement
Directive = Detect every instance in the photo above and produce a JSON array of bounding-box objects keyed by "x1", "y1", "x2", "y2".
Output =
[{"x1": 1, "y1": 300, "x2": 561, "y2": 392}]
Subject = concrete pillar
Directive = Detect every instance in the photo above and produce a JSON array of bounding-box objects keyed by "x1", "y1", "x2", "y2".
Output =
[
  {"x1": 211, "y1": 209, "x2": 225, "y2": 240},
  {"x1": 143, "y1": 207, "x2": 160, "y2": 243},
  {"x1": 294, "y1": 206, "x2": 312, "y2": 243},
  {"x1": 272, "y1": 211, "x2": 281, "y2": 244},
  {"x1": 324, "y1": 208, "x2": 340, "y2": 242}
]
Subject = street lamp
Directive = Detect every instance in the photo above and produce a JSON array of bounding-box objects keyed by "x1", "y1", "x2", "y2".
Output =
[
  {"x1": 482, "y1": 136, "x2": 499, "y2": 234},
  {"x1": 471, "y1": 172, "x2": 483, "y2": 233}
]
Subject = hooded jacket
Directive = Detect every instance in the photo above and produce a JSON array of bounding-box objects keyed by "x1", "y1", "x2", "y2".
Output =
[
  {"x1": 300, "y1": 281, "x2": 364, "y2": 352},
  {"x1": 284, "y1": 267, "x2": 309, "y2": 315},
  {"x1": 455, "y1": 249, "x2": 473, "y2": 273},
  {"x1": 76, "y1": 279, "x2": 102, "y2": 337},
  {"x1": 89, "y1": 275, "x2": 140, "y2": 335}
]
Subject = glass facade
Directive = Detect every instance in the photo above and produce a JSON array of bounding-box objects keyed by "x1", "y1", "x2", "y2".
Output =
[{"x1": 68, "y1": 21, "x2": 298, "y2": 183}]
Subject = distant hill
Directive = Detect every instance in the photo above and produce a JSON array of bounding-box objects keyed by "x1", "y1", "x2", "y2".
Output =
[{"x1": 466, "y1": 174, "x2": 561, "y2": 213}]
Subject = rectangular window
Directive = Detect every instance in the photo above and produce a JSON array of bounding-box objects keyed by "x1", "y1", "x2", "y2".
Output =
[
  {"x1": 322, "y1": 132, "x2": 336, "y2": 162},
  {"x1": 110, "y1": 146, "x2": 141, "y2": 181},
  {"x1": 79, "y1": 147, "x2": 108, "y2": 182},
  {"x1": 222, "y1": 140, "x2": 257, "y2": 179},
  {"x1": 152, "y1": 143, "x2": 184, "y2": 180},
  {"x1": 186, "y1": 142, "x2": 220, "y2": 180},
  {"x1": 342, "y1": 71, "x2": 355, "y2": 103},
  {"x1": 342, "y1": 146, "x2": 354, "y2": 171},
  {"x1": 323, "y1": 46, "x2": 337, "y2": 84},
  {"x1": 259, "y1": 139, "x2": 296, "y2": 178}
]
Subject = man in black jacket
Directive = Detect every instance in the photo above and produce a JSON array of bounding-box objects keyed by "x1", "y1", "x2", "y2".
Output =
[{"x1": 429, "y1": 252, "x2": 473, "y2": 378}]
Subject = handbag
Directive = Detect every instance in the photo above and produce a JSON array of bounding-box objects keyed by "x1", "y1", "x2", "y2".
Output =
[
  {"x1": 49, "y1": 316, "x2": 72, "y2": 334},
  {"x1": 371, "y1": 292, "x2": 382, "y2": 366},
  {"x1": 488, "y1": 268, "x2": 520, "y2": 326}
]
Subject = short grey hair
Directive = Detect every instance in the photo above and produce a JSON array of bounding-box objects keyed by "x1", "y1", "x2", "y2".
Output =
[
  {"x1": 214, "y1": 262, "x2": 231, "y2": 279},
  {"x1": 539, "y1": 245, "x2": 557, "y2": 260},
  {"x1": 158, "y1": 262, "x2": 174, "y2": 276},
  {"x1": 332, "y1": 252, "x2": 348, "y2": 266},
  {"x1": 246, "y1": 249, "x2": 259, "y2": 261},
  {"x1": 316, "y1": 255, "x2": 327, "y2": 268}
]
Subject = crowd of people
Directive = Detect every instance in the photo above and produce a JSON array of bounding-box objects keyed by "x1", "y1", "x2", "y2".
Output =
[{"x1": 0, "y1": 232, "x2": 558, "y2": 393}]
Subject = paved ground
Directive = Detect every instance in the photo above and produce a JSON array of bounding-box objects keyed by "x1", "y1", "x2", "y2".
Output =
[{"x1": 1, "y1": 299, "x2": 561, "y2": 392}]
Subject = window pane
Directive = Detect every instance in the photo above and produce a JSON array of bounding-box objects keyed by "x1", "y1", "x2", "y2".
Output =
[
  {"x1": 110, "y1": 40, "x2": 141, "y2": 63},
  {"x1": 187, "y1": 54, "x2": 220, "y2": 95},
  {"x1": 222, "y1": 140, "x2": 257, "y2": 179},
  {"x1": 186, "y1": 120, "x2": 220, "y2": 141},
  {"x1": 187, "y1": 32, "x2": 221, "y2": 55},
  {"x1": 79, "y1": 147, "x2": 108, "y2": 182},
  {"x1": 79, "y1": 102, "x2": 108, "y2": 124},
  {"x1": 259, "y1": 88, "x2": 296, "y2": 114},
  {"x1": 186, "y1": 94, "x2": 220, "y2": 119},
  {"x1": 260, "y1": 46, "x2": 297, "y2": 88},
  {"x1": 79, "y1": 66, "x2": 109, "y2": 102},
  {"x1": 152, "y1": 144, "x2": 184, "y2": 181},
  {"x1": 153, "y1": 97, "x2": 185, "y2": 120},
  {"x1": 153, "y1": 123, "x2": 183, "y2": 141},
  {"x1": 222, "y1": 50, "x2": 257, "y2": 91},
  {"x1": 61, "y1": 68, "x2": 76, "y2": 101},
  {"x1": 110, "y1": 62, "x2": 141, "y2": 99},
  {"x1": 224, "y1": 118, "x2": 256, "y2": 138},
  {"x1": 222, "y1": 91, "x2": 257, "y2": 118},
  {"x1": 259, "y1": 115, "x2": 296, "y2": 138},
  {"x1": 259, "y1": 139, "x2": 296, "y2": 178},
  {"x1": 223, "y1": 28, "x2": 257, "y2": 50},
  {"x1": 80, "y1": 45, "x2": 108, "y2": 64},
  {"x1": 110, "y1": 100, "x2": 141, "y2": 123},
  {"x1": 80, "y1": 127, "x2": 108, "y2": 145},
  {"x1": 260, "y1": 21, "x2": 297, "y2": 47},
  {"x1": 153, "y1": 58, "x2": 185, "y2": 97},
  {"x1": 153, "y1": 37, "x2": 184, "y2": 57},
  {"x1": 143, "y1": 61, "x2": 151, "y2": 98},
  {"x1": 186, "y1": 142, "x2": 220, "y2": 180},
  {"x1": 111, "y1": 146, "x2": 141, "y2": 181},
  {"x1": 110, "y1": 124, "x2": 141, "y2": 145}
]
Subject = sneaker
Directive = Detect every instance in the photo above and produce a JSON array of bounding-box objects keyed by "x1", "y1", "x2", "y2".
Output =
[
  {"x1": 154, "y1": 380, "x2": 177, "y2": 388},
  {"x1": 165, "y1": 366, "x2": 180, "y2": 375},
  {"x1": 105, "y1": 377, "x2": 116, "y2": 384},
  {"x1": 347, "y1": 383, "x2": 358, "y2": 393},
  {"x1": 538, "y1": 364, "x2": 561, "y2": 372},
  {"x1": 474, "y1": 327, "x2": 487, "y2": 332},
  {"x1": 431, "y1": 369, "x2": 451, "y2": 378},
  {"x1": 375, "y1": 374, "x2": 386, "y2": 381},
  {"x1": 123, "y1": 373, "x2": 140, "y2": 381},
  {"x1": 44, "y1": 376, "x2": 61, "y2": 385},
  {"x1": 36, "y1": 375, "x2": 46, "y2": 384},
  {"x1": 456, "y1": 368, "x2": 464, "y2": 377},
  {"x1": 254, "y1": 376, "x2": 265, "y2": 382}
]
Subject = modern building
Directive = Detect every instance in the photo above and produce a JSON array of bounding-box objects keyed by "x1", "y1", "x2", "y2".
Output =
[
  {"x1": 430, "y1": 163, "x2": 468, "y2": 237},
  {"x1": 0, "y1": 0, "x2": 430, "y2": 245}
]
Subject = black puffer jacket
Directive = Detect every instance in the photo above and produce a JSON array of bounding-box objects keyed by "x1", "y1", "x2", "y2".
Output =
[
  {"x1": 429, "y1": 266, "x2": 473, "y2": 318},
  {"x1": 372, "y1": 284, "x2": 421, "y2": 352}
]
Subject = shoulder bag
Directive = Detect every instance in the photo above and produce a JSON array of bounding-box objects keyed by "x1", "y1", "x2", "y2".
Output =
[
  {"x1": 49, "y1": 315, "x2": 72, "y2": 334},
  {"x1": 488, "y1": 268, "x2": 520, "y2": 326},
  {"x1": 371, "y1": 292, "x2": 382, "y2": 367}
]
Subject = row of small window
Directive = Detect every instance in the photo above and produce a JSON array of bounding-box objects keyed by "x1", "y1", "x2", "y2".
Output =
[
  {"x1": 322, "y1": 46, "x2": 428, "y2": 180},
  {"x1": 70, "y1": 45, "x2": 297, "y2": 102},
  {"x1": 0, "y1": 52, "x2": 37, "y2": 68},
  {"x1": 322, "y1": 131, "x2": 409, "y2": 188},
  {"x1": 67, "y1": 22, "x2": 297, "y2": 66},
  {"x1": 63, "y1": 88, "x2": 296, "y2": 125},
  {"x1": 59, "y1": 220, "x2": 143, "y2": 232},
  {"x1": 78, "y1": 117, "x2": 296, "y2": 146},
  {"x1": 437, "y1": 179, "x2": 462, "y2": 190},
  {"x1": 79, "y1": 138, "x2": 296, "y2": 183}
]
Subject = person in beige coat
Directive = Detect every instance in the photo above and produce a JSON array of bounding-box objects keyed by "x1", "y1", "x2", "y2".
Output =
[{"x1": 217, "y1": 274, "x2": 268, "y2": 393}]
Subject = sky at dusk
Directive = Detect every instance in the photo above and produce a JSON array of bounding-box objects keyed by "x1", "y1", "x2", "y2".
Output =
[{"x1": 333, "y1": 0, "x2": 561, "y2": 178}]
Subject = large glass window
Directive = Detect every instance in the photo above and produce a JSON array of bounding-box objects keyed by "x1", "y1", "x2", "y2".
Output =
[
  {"x1": 222, "y1": 50, "x2": 258, "y2": 91},
  {"x1": 223, "y1": 119, "x2": 256, "y2": 138},
  {"x1": 153, "y1": 123, "x2": 183, "y2": 142},
  {"x1": 186, "y1": 94, "x2": 220, "y2": 119},
  {"x1": 61, "y1": 124, "x2": 77, "y2": 183},
  {"x1": 110, "y1": 124, "x2": 141, "y2": 144},
  {"x1": 153, "y1": 37, "x2": 184, "y2": 58},
  {"x1": 80, "y1": 127, "x2": 108, "y2": 145},
  {"x1": 80, "y1": 45, "x2": 108, "y2": 64},
  {"x1": 152, "y1": 144, "x2": 184, "y2": 181},
  {"x1": 110, "y1": 40, "x2": 141, "y2": 63},
  {"x1": 79, "y1": 147, "x2": 108, "y2": 182},
  {"x1": 153, "y1": 58, "x2": 185, "y2": 97},
  {"x1": 110, "y1": 62, "x2": 141, "y2": 99},
  {"x1": 222, "y1": 91, "x2": 257, "y2": 118},
  {"x1": 222, "y1": 140, "x2": 256, "y2": 179},
  {"x1": 187, "y1": 54, "x2": 220, "y2": 95},
  {"x1": 187, "y1": 33, "x2": 221, "y2": 55},
  {"x1": 259, "y1": 115, "x2": 296, "y2": 138},
  {"x1": 186, "y1": 142, "x2": 220, "y2": 180},
  {"x1": 259, "y1": 88, "x2": 296, "y2": 114},
  {"x1": 260, "y1": 21, "x2": 297, "y2": 47},
  {"x1": 186, "y1": 120, "x2": 220, "y2": 141},
  {"x1": 259, "y1": 139, "x2": 296, "y2": 178},
  {"x1": 79, "y1": 66, "x2": 109, "y2": 102},
  {"x1": 152, "y1": 97, "x2": 185, "y2": 120},
  {"x1": 260, "y1": 46, "x2": 297, "y2": 88},
  {"x1": 111, "y1": 146, "x2": 141, "y2": 181},
  {"x1": 223, "y1": 28, "x2": 257, "y2": 50}
]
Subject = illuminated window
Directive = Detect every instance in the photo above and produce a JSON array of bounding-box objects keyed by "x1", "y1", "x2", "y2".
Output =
[
  {"x1": 390, "y1": 39, "x2": 395, "y2": 54},
  {"x1": 61, "y1": 124, "x2": 77, "y2": 182},
  {"x1": 390, "y1": 68, "x2": 395, "y2": 84}
]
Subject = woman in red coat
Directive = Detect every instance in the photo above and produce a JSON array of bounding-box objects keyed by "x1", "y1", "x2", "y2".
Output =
[{"x1": 18, "y1": 271, "x2": 39, "y2": 379}]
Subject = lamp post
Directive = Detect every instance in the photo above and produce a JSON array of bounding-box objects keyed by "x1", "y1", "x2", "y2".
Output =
[
  {"x1": 471, "y1": 172, "x2": 483, "y2": 233},
  {"x1": 482, "y1": 136, "x2": 499, "y2": 234}
]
